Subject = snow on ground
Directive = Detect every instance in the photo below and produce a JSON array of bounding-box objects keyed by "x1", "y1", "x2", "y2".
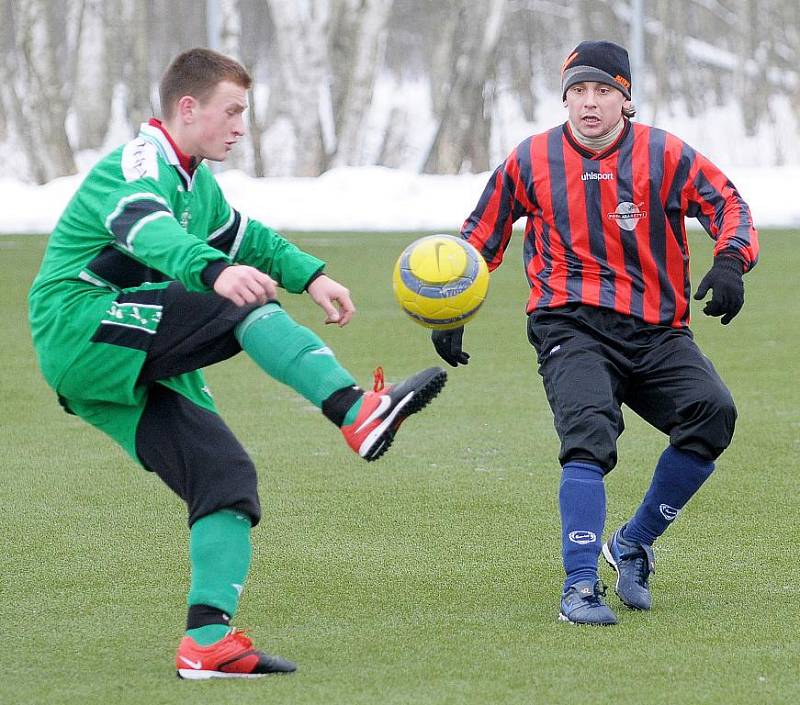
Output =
[{"x1": 0, "y1": 163, "x2": 798, "y2": 236}]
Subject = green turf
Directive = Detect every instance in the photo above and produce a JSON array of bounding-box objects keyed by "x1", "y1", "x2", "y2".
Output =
[{"x1": 1, "y1": 230, "x2": 798, "y2": 704}]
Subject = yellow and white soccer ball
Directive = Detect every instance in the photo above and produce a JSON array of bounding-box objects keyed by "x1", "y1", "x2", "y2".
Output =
[{"x1": 392, "y1": 234, "x2": 490, "y2": 330}]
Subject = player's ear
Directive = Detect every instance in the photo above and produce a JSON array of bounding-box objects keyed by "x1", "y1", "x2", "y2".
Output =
[{"x1": 177, "y1": 95, "x2": 198, "y2": 123}]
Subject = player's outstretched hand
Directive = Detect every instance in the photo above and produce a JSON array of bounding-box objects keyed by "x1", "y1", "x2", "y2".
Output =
[
  {"x1": 693, "y1": 256, "x2": 744, "y2": 325},
  {"x1": 214, "y1": 264, "x2": 278, "y2": 306},
  {"x1": 307, "y1": 274, "x2": 355, "y2": 326},
  {"x1": 432, "y1": 326, "x2": 469, "y2": 367}
]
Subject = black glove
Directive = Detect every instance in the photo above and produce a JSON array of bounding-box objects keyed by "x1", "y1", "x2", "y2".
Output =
[
  {"x1": 432, "y1": 326, "x2": 469, "y2": 367},
  {"x1": 693, "y1": 256, "x2": 745, "y2": 325}
]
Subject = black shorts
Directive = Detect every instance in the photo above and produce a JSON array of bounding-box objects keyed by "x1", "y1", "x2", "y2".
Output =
[
  {"x1": 138, "y1": 281, "x2": 262, "y2": 385},
  {"x1": 527, "y1": 304, "x2": 736, "y2": 471},
  {"x1": 135, "y1": 283, "x2": 266, "y2": 526}
]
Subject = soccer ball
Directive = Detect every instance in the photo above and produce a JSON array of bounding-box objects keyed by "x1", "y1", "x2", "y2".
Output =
[{"x1": 392, "y1": 234, "x2": 489, "y2": 330}]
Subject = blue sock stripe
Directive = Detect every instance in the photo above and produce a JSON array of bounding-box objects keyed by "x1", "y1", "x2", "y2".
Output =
[{"x1": 561, "y1": 461, "x2": 605, "y2": 482}]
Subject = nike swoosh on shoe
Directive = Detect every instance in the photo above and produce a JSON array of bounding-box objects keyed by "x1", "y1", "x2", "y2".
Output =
[
  {"x1": 179, "y1": 656, "x2": 203, "y2": 670},
  {"x1": 355, "y1": 394, "x2": 393, "y2": 433}
]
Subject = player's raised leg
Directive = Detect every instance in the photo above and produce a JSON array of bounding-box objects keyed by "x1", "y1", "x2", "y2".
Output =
[
  {"x1": 235, "y1": 302, "x2": 446, "y2": 461},
  {"x1": 607, "y1": 335, "x2": 735, "y2": 609}
]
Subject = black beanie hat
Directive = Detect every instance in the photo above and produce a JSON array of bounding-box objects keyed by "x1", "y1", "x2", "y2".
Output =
[{"x1": 561, "y1": 40, "x2": 631, "y2": 100}]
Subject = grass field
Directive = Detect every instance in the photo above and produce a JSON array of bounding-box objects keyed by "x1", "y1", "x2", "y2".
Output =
[{"x1": 2, "y1": 230, "x2": 798, "y2": 705}]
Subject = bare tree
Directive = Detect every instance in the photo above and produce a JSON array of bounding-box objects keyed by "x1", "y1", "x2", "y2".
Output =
[
  {"x1": 239, "y1": 0, "x2": 274, "y2": 177},
  {"x1": 266, "y1": 0, "x2": 332, "y2": 176},
  {"x1": 2, "y1": 0, "x2": 799, "y2": 182},
  {"x1": 73, "y1": 0, "x2": 117, "y2": 150},
  {"x1": 1, "y1": 0, "x2": 84, "y2": 183},
  {"x1": 330, "y1": 0, "x2": 393, "y2": 168},
  {"x1": 422, "y1": 0, "x2": 507, "y2": 174}
]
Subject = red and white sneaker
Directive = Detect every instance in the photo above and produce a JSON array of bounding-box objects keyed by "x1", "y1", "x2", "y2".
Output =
[
  {"x1": 176, "y1": 628, "x2": 296, "y2": 680},
  {"x1": 341, "y1": 366, "x2": 447, "y2": 461}
]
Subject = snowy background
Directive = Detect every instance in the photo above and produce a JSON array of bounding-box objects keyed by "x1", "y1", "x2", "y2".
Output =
[
  {"x1": 3, "y1": 85, "x2": 799, "y2": 234},
  {"x1": 1, "y1": 1, "x2": 798, "y2": 233},
  {"x1": 2, "y1": 161, "x2": 799, "y2": 235}
]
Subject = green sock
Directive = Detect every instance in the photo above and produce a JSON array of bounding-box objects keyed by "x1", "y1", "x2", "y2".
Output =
[
  {"x1": 186, "y1": 509, "x2": 252, "y2": 644},
  {"x1": 235, "y1": 303, "x2": 356, "y2": 408},
  {"x1": 342, "y1": 398, "x2": 362, "y2": 426},
  {"x1": 188, "y1": 623, "x2": 230, "y2": 646}
]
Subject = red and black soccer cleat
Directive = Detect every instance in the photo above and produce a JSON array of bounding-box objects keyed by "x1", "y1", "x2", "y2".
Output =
[
  {"x1": 176, "y1": 628, "x2": 296, "y2": 680},
  {"x1": 341, "y1": 366, "x2": 447, "y2": 461}
]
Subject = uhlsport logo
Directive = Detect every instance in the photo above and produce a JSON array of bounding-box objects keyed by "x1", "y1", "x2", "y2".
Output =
[
  {"x1": 582, "y1": 171, "x2": 615, "y2": 181},
  {"x1": 568, "y1": 530, "x2": 597, "y2": 544},
  {"x1": 608, "y1": 201, "x2": 647, "y2": 231},
  {"x1": 659, "y1": 503, "x2": 679, "y2": 521}
]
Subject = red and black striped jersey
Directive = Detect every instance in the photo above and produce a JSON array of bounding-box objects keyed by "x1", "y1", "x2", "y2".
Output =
[{"x1": 461, "y1": 120, "x2": 759, "y2": 328}]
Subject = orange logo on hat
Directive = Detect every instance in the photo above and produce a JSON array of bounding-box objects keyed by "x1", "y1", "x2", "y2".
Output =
[
  {"x1": 614, "y1": 74, "x2": 631, "y2": 89},
  {"x1": 561, "y1": 51, "x2": 579, "y2": 74}
]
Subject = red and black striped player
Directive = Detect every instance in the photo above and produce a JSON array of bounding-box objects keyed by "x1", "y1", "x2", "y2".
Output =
[{"x1": 431, "y1": 40, "x2": 759, "y2": 625}]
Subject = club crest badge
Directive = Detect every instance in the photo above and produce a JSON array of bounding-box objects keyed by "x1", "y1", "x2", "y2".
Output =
[{"x1": 608, "y1": 201, "x2": 647, "y2": 231}]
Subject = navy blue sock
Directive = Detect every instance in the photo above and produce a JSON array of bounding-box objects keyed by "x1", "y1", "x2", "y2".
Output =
[
  {"x1": 623, "y1": 446, "x2": 715, "y2": 546},
  {"x1": 559, "y1": 461, "x2": 606, "y2": 591}
]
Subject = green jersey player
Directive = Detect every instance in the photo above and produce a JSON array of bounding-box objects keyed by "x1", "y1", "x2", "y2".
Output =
[{"x1": 29, "y1": 48, "x2": 446, "y2": 679}]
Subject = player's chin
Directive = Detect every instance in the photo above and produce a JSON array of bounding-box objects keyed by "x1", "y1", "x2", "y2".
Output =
[{"x1": 210, "y1": 145, "x2": 235, "y2": 162}]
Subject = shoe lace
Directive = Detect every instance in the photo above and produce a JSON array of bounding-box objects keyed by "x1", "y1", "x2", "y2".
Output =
[
  {"x1": 228, "y1": 628, "x2": 254, "y2": 649},
  {"x1": 619, "y1": 544, "x2": 655, "y2": 586},
  {"x1": 571, "y1": 580, "x2": 608, "y2": 606},
  {"x1": 588, "y1": 581, "x2": 609, "y2": 605},
  {"x1": 372, "y1": 366, "x2": 385, "y2": 392}
]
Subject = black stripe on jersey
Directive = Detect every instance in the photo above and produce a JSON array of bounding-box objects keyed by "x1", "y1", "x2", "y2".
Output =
[
  {"x1": 207, "y1": 209, "x2": 242, "y2": 255},
  {"x1": 533, "y1": 219, "x2": 557, "y2": 306},
  {"x1": 646, "y1": 129, "x2": 677, "y2": 325},
  {"x1": 666, "y1": 143, "x2": 695, "y2": 325},
  {"x1": 691, "y1": 168, "x2": 724, "y2": 235},
  {"x1": 109, "y1": 199, "x2": 171, "y2": 248},
  {"x1": 581, "y1": 155, "x2": 615, "y2": 310},
  {"x1": 615, "y1": 131, "x2": 645, "y2": 320},
  {"x1": 666, "y1": 142, "x2": 695, "y2": 222},
  {"x1": 91, "y1": 289, "x2": 165, "y2": 351},
  {"x1": 86, "y1": 245, "x2": 169, "y2": 290},
  {"x1": 547, "y1": 127, "x2": 582, "y2": 301}
]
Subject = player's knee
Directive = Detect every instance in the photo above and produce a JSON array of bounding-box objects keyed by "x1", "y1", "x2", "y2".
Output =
[
  {"x1": 187, "y1": 457, "x2": 262, "y2": 528},
  {"x1": 700, "y1": 386, "x2": 737, "y2": 447},
  {"x1": 558, "y1": 417, "x2": 621, "y2": 473},
  {"x1": 674, "y1": 387, "x2": 737, "y2": 460}
]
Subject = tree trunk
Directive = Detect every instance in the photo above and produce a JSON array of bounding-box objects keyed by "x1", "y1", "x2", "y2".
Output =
[
  {"x1": 239, "y1": 0, "x2": 272, "y2": 177},
  {"x1": 422, "y1": 0, "x2": 507, "y2": 174},
  {"x1": 267, "y1": 0, "x2": 331, "y2": 176},
  {"x1": 3, "y1": 0, "x2": 82, "y2": 183},
  {"x1": 330, "y1": 0, "x2": 393, "y2": 168},
  {"x1": 74, "y1": 0, "x2": 115, "y2": 150}
]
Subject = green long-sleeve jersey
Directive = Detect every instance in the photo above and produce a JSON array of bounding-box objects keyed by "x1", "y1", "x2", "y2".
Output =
[{"x1": 29, "y1": 121, "x2": 324, "y2": 454}]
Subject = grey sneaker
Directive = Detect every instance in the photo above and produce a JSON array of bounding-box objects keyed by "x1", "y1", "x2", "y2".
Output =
[
  {"x1": 602, "y1": 526, "x2": 655, "y2": 610},
  {"x1": 558, "y1": 579, "x2": 618, "y2": 625}
]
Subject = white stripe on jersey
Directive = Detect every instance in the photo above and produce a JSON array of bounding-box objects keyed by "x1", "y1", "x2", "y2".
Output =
[
  {"x1": 229, "y1": 213, "x2": 249, "y2": 261},
  {"x1": 104, "y1": 192, "x2": 171, "y2": 232}
]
